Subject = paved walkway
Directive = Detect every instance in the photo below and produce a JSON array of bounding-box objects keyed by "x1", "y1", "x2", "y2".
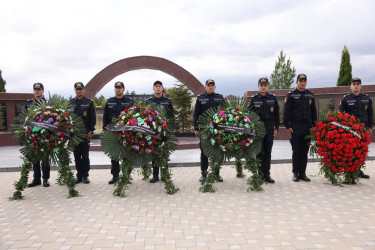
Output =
[
  {"x1": 1, "y1": 162, "x2": 375, "y2": 249},
  {"x1": 1, "y1": 141, "x2": 375, "y2": 249}
]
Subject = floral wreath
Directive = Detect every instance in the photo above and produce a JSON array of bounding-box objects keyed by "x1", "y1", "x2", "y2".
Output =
[
  {"x1": 100, "y1": 103, "x2": 178, "y2": 197},
  {"x1": 10, "y1": 94, "x2": 86, "y2": 200},
  {"x1": 309, "y1": 111, "x2": 371, "y2": 185},
  {"x1": 198, "y1": 98, "x2": 266, "y2": 192}
]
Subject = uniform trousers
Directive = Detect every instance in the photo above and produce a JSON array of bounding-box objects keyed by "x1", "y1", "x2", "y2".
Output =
[
  {"x1": 290, "y1": 123, "x2": 311, "y2": 175},
  {"x1": 73, "y1": 138, "x2": 90, "y2": 179}
]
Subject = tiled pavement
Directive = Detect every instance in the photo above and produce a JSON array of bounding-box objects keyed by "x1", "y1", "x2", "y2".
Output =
[{"x1": 1, "y1": 162, "x2": 375, "y2": 249}]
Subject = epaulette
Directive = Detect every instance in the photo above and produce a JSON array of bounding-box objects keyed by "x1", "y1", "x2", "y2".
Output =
[
  {"x1": 343, "y1": 94, "x2": 350, "y2": 98},
  {"x1": 197, "y1": 93, "x2": 204, "y2": 97},
  {"x1": 250, "y1": 94, "x2": 256, "y2": 98},
  {"x1": 269, "y1": 93, "x2": 276, "y2": 96},
  {"x1": 361, "y1": 93, "x2": 368, "y2": 96},
  {"x1": 27, "y1": 99, "x2": 33, "y2": 102}
]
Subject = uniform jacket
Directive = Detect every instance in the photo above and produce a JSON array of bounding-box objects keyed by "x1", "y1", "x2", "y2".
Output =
[
  {"x1": 193, "y1": 92, "x2": 224, "y2": 131},
  {"x1": 339, "y1": 92, "x2": 373, "y2": 128},
  {"x1": 103, "y1": 96, "x2": 134, "y2": 128},
  {"x1": 250, "y1": 92, "x2": 280, "y2": 130},
  {"x1": 146, "y1": 95, "x2": 175, "y2": 118},
  {"x1": 25, "y1": 97, "x2": 47, "y2": 110},
  {"x1": 283, "y1": 88, "x2": 317, "y2": 129},
  {"x1": 69, "y1": 97, "x2": 96, "y2": 133}
]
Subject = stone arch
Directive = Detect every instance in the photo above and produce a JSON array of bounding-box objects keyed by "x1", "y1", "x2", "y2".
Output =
[{"x1": 84, "y1": 56, "x2": 205, "y2": 98}]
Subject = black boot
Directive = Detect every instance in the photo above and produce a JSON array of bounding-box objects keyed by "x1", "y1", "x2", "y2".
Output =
[
  {"x1": 264, "y1": 175, "x2": 275, "y2": 183},
  {"x1": 292, "y1": 173, "x2": 299, "y2": 182},
  {"x1": 199, "y1": 174, "x2": 207, "y2": 182},
  {"x1": 28, "y1": 179, "x2": 41, "y2": 187},
  {"x1": 108, "y1": 177, "x2": 118, "y2": 184},
  {"x1": 150, "y1": 175, "x2": 159, "y2": 183},
  {"x1": 360, "y1": 170, "x2": 370, "y2": 179},
  {"x1": 43, "y1": 179, "x2": 50, "y2": 187},
  {"x1": 299, "y1": 173, "x2": 311, "y2": 182}
]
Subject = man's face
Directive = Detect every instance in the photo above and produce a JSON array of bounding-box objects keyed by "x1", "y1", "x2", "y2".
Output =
[
  {"x1": 296, "y1": 79, "x2": 307, "y2": 91},
  {"x1": 115, "y1": 86, "x2": 124, "y2": 97},
  {"x1": 258, "y1": 83, "x2": 269, "y2": 94},
  {"x1": 153, "y1": 83, "x2": 163, "y2": 95},
  {"x1": 205, "y1": 83, "x2": 216, "y2": 94},
  {"x1": 350, "y1": 81, "x2": 362, "y2": 93},
  {"x1": 33, "y1": 88, "x2": 44, "y2": 99},
  {"x1": 75, "y1": 88, "x2": 85, "y2": 99}
]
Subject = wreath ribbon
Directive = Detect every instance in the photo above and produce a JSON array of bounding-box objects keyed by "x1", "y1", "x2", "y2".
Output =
[
  {"x1": 209, "y1": 121, "x2": 256, "y2": 136},
  {"x1": 107, "y1": 124, "x2": 161, "y2": 139},
  {"x1": 23, "y1": 120, "x2": 71, "y2": 136},
  {"x1": 329, "y1": 121, "x2": 362, "y2": 139}
]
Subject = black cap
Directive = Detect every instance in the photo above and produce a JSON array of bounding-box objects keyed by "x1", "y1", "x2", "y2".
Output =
[
  {"x1": 114, "y1": 81, "x2": 125, "y2": 88},
  {"x1": 153, "y1": 80, "x2": 163, "y2": 86},
  {"x1": 351, "y1": 77, "x2": 361, "y2": 84},
  {"x1": 205, "y1": 79, "x2": 215, "y2": 85},
  {"x1": 74, "y1": 82, "x2": 85, "y2": 89},
  {"x1": 33, "y1": 82, "x2": 44, "y2": 90},
  {"x1": 258, "y1": 78, "x2": 269, "y2": 85},
  {"x1": 297, "y1": 74, "x2": 307, "y2": 81}
]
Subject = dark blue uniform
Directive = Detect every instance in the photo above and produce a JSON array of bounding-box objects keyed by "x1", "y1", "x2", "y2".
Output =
[
  {"x1": 193, "y1": 92, "x2": 224, "y2": 175},
  {"x1": 339, "y1": 93, "x2": 373, "y2": 129},
  {"x1": 25, "y1": 97, "x2": 51, "y2": 182},
  {"x1": 69, "y1": 97, "x2": 96, "y2": 180},
  {"x1": 146, "y1": 95, "x2": 175, "y2": 178},
  {"x1": 283, "y1": 89, "x2": 317, "y2": 177},
  {"x1": 103, "y1": 96, "x2": 134, "y2": 178},
  {"x1": 250, "y1": 93, "x2": 280, "y2": 178}
]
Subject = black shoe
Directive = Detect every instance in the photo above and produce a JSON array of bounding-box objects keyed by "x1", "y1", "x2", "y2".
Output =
[
  {"x1": 43, "y1": 179, "x2": 50, "y2": 187},
  {"x1": 76, "y1": 178, "x2": 82, "y2": 184},
  {"x1": 299, "y1": 174, "x2": 311, "y2": 182},
  {"x1": 82, "y1": 177, "x2": 90, "y2": 184},
  {"x1": 264, "y1": 175, "x2": 275, "y2": 183},
  {"x1": 216, "y1": 174, "x2": 223, "y2": 182},
  {"x1": 108, "y1": 177, "x2": 118, "y2": 184},
  {"x1": 150, "y1": 176, "x2": 159, "y2": 183},
  {"x1": 199, "y1": 175, "x2": 206, "y2": 182},
  {"x1": 360, "y1": 170, "x2": 370, "y2": 179},
  {"x1": 292, "y1": 173, "x2": 299, "y2": 182},
  {"x1": 352, "y1": 177, "x2": 357, "y2": 184},
  {"x1": 28, "y1": 179, "x2": 41, "y2": 187}
]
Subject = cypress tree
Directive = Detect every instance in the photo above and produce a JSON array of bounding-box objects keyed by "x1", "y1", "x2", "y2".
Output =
[
  {"x1": 0, "y1": 70, "x2": 6, "y2": 92},
  {"x1": 337, "y1": 45, "x2": 352, "y2": 86}
]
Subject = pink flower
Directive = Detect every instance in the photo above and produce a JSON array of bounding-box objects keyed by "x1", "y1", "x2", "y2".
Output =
[
  {"x1": 130, "y1": 118, "x2": 138, "y2": 125},
  {"x1": 44, "y1": 111, "x2": 50, "y2": 115},
  {"x1": 56, "y1": 116, "x2": 61, "y2": 120}
]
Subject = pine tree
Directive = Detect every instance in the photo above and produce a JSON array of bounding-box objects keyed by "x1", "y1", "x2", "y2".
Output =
[
  {"x1": 269, "y1": 50, "x2": 296, "y2": 89},
  {"x1": 0, "y1": 70, "x2": 6, "y2": 92},
  {"x1": 168, "y1": 83, "x2": 194, "y2": 132},
  {"x1": 337, "y1": 45, "x2": 352, "y2": 86}
]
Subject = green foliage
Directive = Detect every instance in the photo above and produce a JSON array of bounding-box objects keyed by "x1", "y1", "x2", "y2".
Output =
[
  {"x1": 0, "y1": 70, "x2": 6, "y2": 92},
  {"x1": 337, "y1": 45, "x2": 352, "y2": 86},
  {"x1": 113, "y1": 160, "x2": 133, "y2": 197},
  {"x1": 10, "y1": 94, "x2": 85, "y2": 199},
  {"x1": 93, "y1": 94, "x2": 107, "y2": 107},
  {"x1": 168, "y1": 83, "x2": 194, "y2": 132},
  {"x1": 9, "y1": 157, "x2": 32, "y2": 200},
  {"x1": 234, "y1": 157, "x2": 245, "y2": 178},
  {"x1": 139, "y1": 163, "x2": 152, "y2": 180},
  {"x1": 197, "y1": 98, "x2": 265, "y2": 192},
  {"x1": 269, "y1": 50, "x2": 296, "y2": 89}
]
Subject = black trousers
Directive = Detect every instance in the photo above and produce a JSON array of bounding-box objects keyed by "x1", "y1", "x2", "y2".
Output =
[
  {"x1": 290, "y1": 123, "x2": 311, "y2": 175},
  {"x1": 33, "y1": 159, "x2": 50, "y2": 180},
  {"x1": 258, "y1": 125, "x2": 274, "y2": 176},
  {"x1": 73, "y1": 138, "x2": 90, "y2": 179},
  {"x1": 199, "y1": 140, "x2": 209, "y2": 174},
  {"x1": 152, "y1": 160, "x2": 168, "y2": 177},
  {"x1": 111, "y1": 160, "x2": 120, "y2": 178}
]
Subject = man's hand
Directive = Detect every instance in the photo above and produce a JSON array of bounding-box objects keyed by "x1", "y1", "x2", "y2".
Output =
[
  {"x1": 273, "y1": 130, "x2": 278, "y2": 138},
  {"x1": 87, "y1": 132, "x2": 93, "y2": 141},
  {"x1": 194, "y1": 131, "x2": 200, "y2": 137},
  {"x1": 287, "y1": 128, "x2": 293, "y2": 137}
]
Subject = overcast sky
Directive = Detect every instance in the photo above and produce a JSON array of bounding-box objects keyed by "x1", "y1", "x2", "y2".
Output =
[{"x1": 1, "y1": 0, "x2": 374, "y2": 98}]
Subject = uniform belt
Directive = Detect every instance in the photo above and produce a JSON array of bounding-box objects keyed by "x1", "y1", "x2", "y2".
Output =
[
  {"x1": 290, "y1": 120, "x2": 311, "y2": 124},
  {"x1": 263, "y1": 121, "x2": 275, "y2": 125}
]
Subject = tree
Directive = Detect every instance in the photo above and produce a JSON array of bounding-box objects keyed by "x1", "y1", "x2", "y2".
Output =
[
  {"x1": 93, "y1": 94, "x2": 106, "y2": 107},
  {"x1": 337, "y1": 45, "x2": 352, "y2": 86},
  {"x1": 269, "y1": 50, "x2": 296, "y2": 89},
  {"x1": 130, "y1": 90, "x2": 136, "y2": 95},
  {"x1": 168, "y1": 83, "x2": 194, "y2": 132},
  {"x1": 0, "y1": 70, "x2": 6, "y2": 92}
]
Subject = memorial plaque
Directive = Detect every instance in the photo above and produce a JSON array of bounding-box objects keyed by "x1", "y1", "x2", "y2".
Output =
[
  {"x1": 0, "y1": 103, "x2": 7, "y2": 131},
  {"x1": 15, "y1": 103, "x2": 26, "y2": 118}
]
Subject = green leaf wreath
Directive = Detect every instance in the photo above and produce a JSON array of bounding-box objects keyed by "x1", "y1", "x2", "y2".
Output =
[
  {"x1": 101, "y1": 103, "x2": 178, "y2": 197},
  {"x1": 198, "y1": 97, "x2": 266, "y2": 192},
  {"x1": 9, "y1": 94, "x2": 86, "y2": 200}
]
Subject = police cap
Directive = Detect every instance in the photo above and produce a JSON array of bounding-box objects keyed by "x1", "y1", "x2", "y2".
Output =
[
  {"x1": 74, "y1": 82, "x2": 85, "y2": 89},
  {"x1": 297, "y1": 74, "x2": 307, "y2": 81},
  {"x1": 258, "y1": 77, "x2": 269, "y2": 85},
  {"x1": 351, "y1": 77, "x2": 361, "y2": 84},
  {"x1": 114, "y1": 81, "x2": 125, "y2": 88},
  {"x1": 205, "y1": 79, "x2": 215, "y2": 85},
  {"x1": 33, "y1": 82, "x2": 44, "y2": 90},
  {"x1": 153, "y1": 80, "x2": 163, "y2": 86}
]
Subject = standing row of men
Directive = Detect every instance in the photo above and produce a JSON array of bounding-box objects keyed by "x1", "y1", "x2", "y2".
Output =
[{"x1": 25, "y1": 74, "x2": 372, "y2": 188}]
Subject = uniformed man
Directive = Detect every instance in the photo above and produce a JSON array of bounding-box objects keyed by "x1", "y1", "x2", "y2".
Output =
[
  {"x1": 146, "y1": 80, "x2": 175, "y2": 183},
  {"x1": 193, "y1": 79, "x2": 224, "y2": 182},
  {"x1": 250, "y1": 77, "x2": 279, "y2": 183},
  {"x1": 69, "y1": 82, "x2": 96, "y2": 184},
  {"x1": 103, "y1": 81, "x2": 134, "y2": 184},
  {"x1": 26, "y1": 83, "x2": 51, "y2": 188},
  {"x1": 339, "y1": 77, "x2": 373, "y2": 179},
  {"x1": 284, "y1": 74, "x2": 317, "y2": 182}
]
